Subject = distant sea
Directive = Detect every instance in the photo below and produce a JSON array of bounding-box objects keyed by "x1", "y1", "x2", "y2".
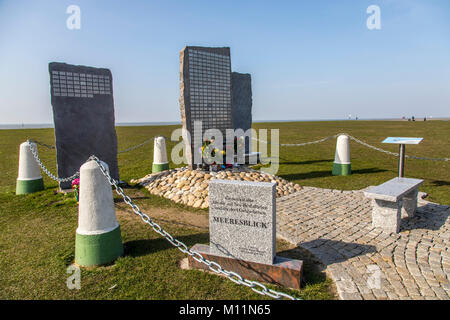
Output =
[
  {"x1": 0, "y1": 121, "x2": 181, "y2": 129},
  {"x1": 1, "y1": 117, "x2": 447, "y2": 130}
]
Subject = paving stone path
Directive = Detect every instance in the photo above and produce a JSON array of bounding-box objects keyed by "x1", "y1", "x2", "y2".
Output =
[{"x1": 276, "y1": 186, "x2": 450, "y2": 300}]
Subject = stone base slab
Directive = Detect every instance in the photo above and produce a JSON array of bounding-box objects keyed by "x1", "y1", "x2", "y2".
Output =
[{"x1": 188, "y1": 244, "x2": 303, "y2": 289}]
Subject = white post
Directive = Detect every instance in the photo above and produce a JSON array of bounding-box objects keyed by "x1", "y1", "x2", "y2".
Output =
[
  {"x1": 16, "y1": 141, "x2": 44, "y2": 194},
  {"x1": 152, "y1": 136, "x2": 169, "y2": 173},
  {"x1": 75, "y1": 160, "x2": 123, "y2": 266},
  {"x1": 332, "y1": 134, "x2": 351, "y2": 175}
]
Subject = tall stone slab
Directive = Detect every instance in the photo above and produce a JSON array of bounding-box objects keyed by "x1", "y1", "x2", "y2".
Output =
[
  {"x1": 179, "y1": 46, "x2": 233, "y2": 167},
  {"x1": 232, "y1": 72, "x2": 252, "y2": 154},
  {"x1": 49, "y1": 62, "x2": 119, "y2": 189}
]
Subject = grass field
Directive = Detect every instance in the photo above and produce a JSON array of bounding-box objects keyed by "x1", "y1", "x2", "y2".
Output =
[{"x1": 0, "y1": 120, "x2": 449, "y2": 299}]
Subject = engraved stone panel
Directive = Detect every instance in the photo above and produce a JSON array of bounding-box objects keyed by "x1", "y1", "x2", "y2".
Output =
[
  {"x1": 179, "y1": 46, "x2": 233, "y2": 166},
  {"x1": 209, "y1": 179, "x2": 276, "y2": 265},
  {"x1": 49, "y1": 62, "x2": 119, "y2": 189}
]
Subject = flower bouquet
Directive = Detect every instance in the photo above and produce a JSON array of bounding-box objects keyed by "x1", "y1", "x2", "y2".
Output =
[
  {"x1": 72, "y1": 178, "x2": 80, "y2": 202},
  {"x1": 202, "y1": 139, "x2": 225, "y2": 164}
]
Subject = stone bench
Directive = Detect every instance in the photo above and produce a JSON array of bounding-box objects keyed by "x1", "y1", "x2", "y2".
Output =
[{"x1": 364, "y1": 177, "x2": 424, "y2": 233}]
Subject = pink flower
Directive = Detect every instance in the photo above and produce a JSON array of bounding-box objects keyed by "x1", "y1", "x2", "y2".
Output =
[{"x1": 72, "y1": 178, "x2": 80, "y2": 187}]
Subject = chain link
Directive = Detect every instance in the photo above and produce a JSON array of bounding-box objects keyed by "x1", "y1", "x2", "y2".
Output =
[
  {"x1": 281, "y1": 134, "x2": 340, "y2": 146},
  {"x1": 32, "y1": 132, "x2": 448, "y2": 161},
  {"x1": 28, "y1": 139, "x2": 56, "y2": 150},
  {"x1": 344, "y1": 134, "x2": 450, "y2": 162},
  {"x1": 27, "y1": 140, "x2": 79, "y2": 182},
  {"x1": 29, "y1": 136, "x2": 170, "y2": 155},
  {"x1": 252, "y1": 134, "x2": 340, "y2": 147},
  {"x1": 253, "y1": 133, "x2": 450, "y2": 161},
  {"x1": 88, "y1": 155, "x2": 300, "y2": 300},
  {"x1": 118, "y1": 135, "x2": 170, "y2": 154}
]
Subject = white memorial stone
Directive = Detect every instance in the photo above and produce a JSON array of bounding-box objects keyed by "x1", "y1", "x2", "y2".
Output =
[{"x1": 209, "y1": 179, "x2": 276, "y2": 265}]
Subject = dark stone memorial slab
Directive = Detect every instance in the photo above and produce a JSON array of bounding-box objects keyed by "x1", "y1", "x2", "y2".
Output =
[
  {"x1": 179, "y1": 46, "x2": 234, "y2": 167},
  {"x1": 49, "y1": 62, "x2": 119, "y2": 189},
  {"x1": 232, "y1": 72, "x2": 252, "y2": 154}
]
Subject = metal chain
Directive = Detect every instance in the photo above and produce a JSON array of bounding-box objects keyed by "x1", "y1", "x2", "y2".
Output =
[
  {"x1": 252, "y1": 134, "x2": 340, "y2": 147},
  {"x1": 27, "y1": 140, "x2": 79, "y2": 182},
  {"x1": 118, "y1": 135, "x2": 170, "y2": 154},
  {"x1": 29, "y1": 136, "x2": 170, "y2": 155},
  {"x1": 280, "y1": 134, "x2": 340, "y2": 147},
  {"x1": 344, "y1": 134, "x2": 450, "y2": 162},
  {"x1": 89, "y1": 155, "x2": 300, "y2": 300},
  {"x1": 28, "y1": 139, "x2": 56, "y2": 150},
  {"x1": 253, "y1": 133, "x2": 450, "y2": 161}
]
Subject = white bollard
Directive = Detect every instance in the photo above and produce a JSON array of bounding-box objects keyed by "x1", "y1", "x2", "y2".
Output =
[
  {"x1": 332, "y1": 134, "x2": 351, "y2": 176},
  {"x1": 152, "y1": 136, "x2": 169, "y2": 173},
  {"x1": 75, "y1": 160, "x2": 123, "y2": 267},
  {"x1": 16, "y1": 141, "x2": 44, "y2": 194}
]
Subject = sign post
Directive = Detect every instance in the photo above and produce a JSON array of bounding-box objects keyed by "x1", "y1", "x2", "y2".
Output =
[{"x1": 382, "y1": 137, "x2": 423, "y2": 177}]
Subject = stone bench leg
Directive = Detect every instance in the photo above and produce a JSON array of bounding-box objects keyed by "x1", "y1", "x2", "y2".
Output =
[
  {"x1": 401, "y1": 189, "x2": 418, "y2": 218},
  {"x1": 371, "y1": 199, "x2": 402, "y2": 233}
]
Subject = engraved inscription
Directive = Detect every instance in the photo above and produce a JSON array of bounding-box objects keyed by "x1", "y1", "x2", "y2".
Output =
[
  {"x1": 188, "y1": 49, "x2": 232, "y2": 135},
  {"x1": 209, "y1": 180, "x2": 276, "y2": 265},
  {"x1": 51, "y1": 70, "x2": 111, "y2": 98}
]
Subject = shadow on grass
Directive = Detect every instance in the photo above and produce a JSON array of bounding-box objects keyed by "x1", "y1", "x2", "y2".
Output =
[
  {"x1": 430, "y1": 180, "x2": 450, "y2": 187},
  {"x1": 279, "y1": 159, "x2": 333, "y2": 165},
  {"x1": 124, "y1": 232, "x2": 209, "y2": 258},
  {"x1": 114, "y1": 196, "x2": 151, "y2": 203},
  {"x1": 280, "y1": 167, "x2": 387, "y2": 181}
]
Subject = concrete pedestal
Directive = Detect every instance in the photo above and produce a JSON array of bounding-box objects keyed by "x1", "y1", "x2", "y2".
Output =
[
  {"x1": 16, "y1": 141, "x2": 44, "y2": 195},
  {"x1": 152, "y1": 136, "x2": 169, "y2": 173},
  {"x1": 401, "y1": 189, "x2": 418, "y2": 218},
  {"x1": 75, "y1": 160, "x2": 123, "y2": 266},
  {"x1": 332, "y1": 135, "x2": 351, "y2": 176},
  {"x1": 371, "y1": 199, "x2": 402, "y2": 233}
]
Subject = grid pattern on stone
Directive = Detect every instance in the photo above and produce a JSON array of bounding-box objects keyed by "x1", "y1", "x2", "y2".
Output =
[
  {"x1": 188, "y1": 49, "x2": 232, "y2": 134},
  {"x1": 51, "y1": 70, "x2": 111, "y2": 98}
]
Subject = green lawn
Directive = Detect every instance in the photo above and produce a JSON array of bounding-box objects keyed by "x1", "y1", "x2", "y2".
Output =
[
  {"x1": 252, "y1": 120, "x2": 450, "y2": 205},
  {"x1": 0, "y1": 120, "x2": 448, "y2": 299}
]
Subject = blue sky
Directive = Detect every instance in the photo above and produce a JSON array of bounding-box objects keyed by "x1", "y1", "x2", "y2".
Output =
[{"x1": 0, "y1": 0, "x2": 449, "y2": 124}]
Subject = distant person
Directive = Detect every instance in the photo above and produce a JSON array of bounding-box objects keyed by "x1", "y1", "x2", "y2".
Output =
[
  {"x1": 412, "y1": 116, "x2": 415, "y2": 121},
  {"x1": 424, "y1": 117, "x2": 427, "y2": 121}
]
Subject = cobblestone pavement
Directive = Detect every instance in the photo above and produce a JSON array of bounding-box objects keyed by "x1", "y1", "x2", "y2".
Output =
[{"x1": 276, "y1": 187, "x2": 450, "y2": 300}]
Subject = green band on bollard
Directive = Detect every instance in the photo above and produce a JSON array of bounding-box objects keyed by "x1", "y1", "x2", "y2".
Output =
[
  {"x1": 152, "y1": 162, "x2": 169, "y2": 173},
  {"x1": 75, "y1": 226, "x2": 123, "y2": 267},
  {"x1": 16, "y1": 178, "x2": 44, "y2": 195},
  {"x1": 332, "y1": 163, "x2": 351, "y2": 176}
]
